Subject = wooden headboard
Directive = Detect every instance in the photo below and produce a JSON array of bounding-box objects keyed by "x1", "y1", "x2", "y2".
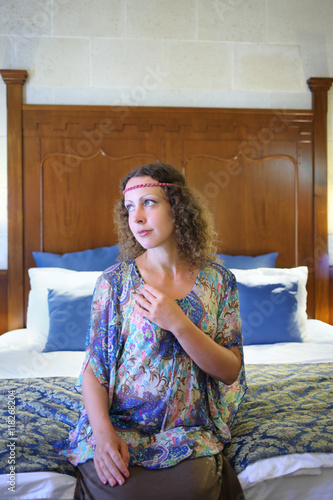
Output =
[{"x1": 1, "y1": 70, "x2": 332, "y2": 330}]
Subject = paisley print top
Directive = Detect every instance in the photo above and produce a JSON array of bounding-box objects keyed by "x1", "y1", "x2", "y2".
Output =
[{"x1": 60, "y1": 260, "x2": 246, "y2": 469}]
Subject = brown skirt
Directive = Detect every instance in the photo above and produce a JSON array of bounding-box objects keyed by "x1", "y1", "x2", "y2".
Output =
[{"x1": 74, "y1": 454, "x2": 245, "y2": 500}]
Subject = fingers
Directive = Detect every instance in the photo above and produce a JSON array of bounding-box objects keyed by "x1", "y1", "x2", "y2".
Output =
[
  {"x1": 141, "y1": 283, "x2": 158, "y2": 297},
  {"x1": 133, "y1": 292, "x2": 150, "y2": 311},
  {"x1": 132, "y1": 288, "x2": 156, "y2": 316},
  {"x1": 132, "y1": 285, "x2": 183, "y2": 331},
  {"x1": 95, "y1": 458, "x2": 126, "y2": 487},
  {"x1": 120, "y1": 439, "x2": 130, "y2": 469},
  {"x1": 94, "y1": 457, "x2": 112, "y2": 486},
  {"x1": 137, "y1": 284, "x2": 160, "y2": 301},
  {"x1": 94, "y1": 443, "x2": 130, "y2": 487},
  {"x1": 133, "y1": 285, "x2": 162, "y2": 307}
]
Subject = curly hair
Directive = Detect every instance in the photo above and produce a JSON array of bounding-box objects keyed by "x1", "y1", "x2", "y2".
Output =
[{"x1": 114, "y1": 162, "x2": 218, "y2": 268}]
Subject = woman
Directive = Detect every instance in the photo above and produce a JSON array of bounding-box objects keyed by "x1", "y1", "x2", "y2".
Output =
[{"x1": 61, "y1": 162, "x2": 246, "y2": 499}]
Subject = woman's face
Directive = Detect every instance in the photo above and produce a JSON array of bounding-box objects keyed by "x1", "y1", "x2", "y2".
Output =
[{"x1": 123, "y1": 176, "x2": 176, "y2": 251}]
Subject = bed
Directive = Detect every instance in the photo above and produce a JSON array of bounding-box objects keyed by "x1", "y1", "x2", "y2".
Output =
[{"x1": 0, "y1": 69, "x2": 332, "y2": 500}]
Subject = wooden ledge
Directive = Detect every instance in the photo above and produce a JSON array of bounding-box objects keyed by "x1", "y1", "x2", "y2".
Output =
[
  {"x1": 0, "y1": 69, "x2": 27, "y2": 85},
  {"x1": 307, "y1": 77, "x2": 333, "y2": 93}
]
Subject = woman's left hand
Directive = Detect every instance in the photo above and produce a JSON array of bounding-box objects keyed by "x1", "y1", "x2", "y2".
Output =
[
  {"x1": 132, "y1": 284, "x2": 242, "y2": 384},
  {"x1": 132, "y1": 284, "x2": 186, "y2": 332}
]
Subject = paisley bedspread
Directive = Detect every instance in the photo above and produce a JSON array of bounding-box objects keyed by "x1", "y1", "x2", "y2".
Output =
[
  {"x1": 0, "y1": 377, "x2": 82, "y2": 477},
  {"x1": 224, "y1": 362, "x2": 333, "y2": 473},
  {"x1": 0, "y1": 363, "x2": 332, "y2": 478}
]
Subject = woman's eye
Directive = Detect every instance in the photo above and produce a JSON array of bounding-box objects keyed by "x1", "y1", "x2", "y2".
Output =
[
  {"x1": 125, "y1": 204, "x2": 134, "y2": 212},
  {"x1": 144, "y1": 199, "x2": 156, "y2": 206}
]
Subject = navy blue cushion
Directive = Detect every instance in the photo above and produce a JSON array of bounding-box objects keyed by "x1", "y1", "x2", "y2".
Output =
[
  {"x1": 217, "y1": 252, "x2": 278, "y2": 270},
  {"x1": 33, "y1": 245, "x2": 120, "y2": 272},
  {"x1": 237, "y1": 281, "x2": 302, "y2": 345},
  {"x1": 43, "y1": 289, "x2": 92, "y2": 352}
]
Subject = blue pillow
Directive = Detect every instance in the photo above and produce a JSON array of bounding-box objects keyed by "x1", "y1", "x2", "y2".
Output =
[
  {"x1": 43, "y1": 289, "x2": 92, "y2": 352},
  {"x1": 237, "y1": 281, "x2": 302, "y2": 345},
  {"x1": 33, "y1": 245, "x2": 120, "y2": 271},
  {"x1": 217, "y1": 252, "x2": 278, "y2": 270}
]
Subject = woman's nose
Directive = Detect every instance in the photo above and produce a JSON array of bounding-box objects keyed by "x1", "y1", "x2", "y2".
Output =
[{"x1": 133, "y1": 206, "x2": 145, "y2": 223}]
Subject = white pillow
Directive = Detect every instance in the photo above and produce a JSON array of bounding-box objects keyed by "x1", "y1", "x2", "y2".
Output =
[
  {"x1": 230, "y1": 267, "x2": 308, "y2": 339},
  {"x1": 27, "y1": 268, "x2": 102, "y2": 344}
]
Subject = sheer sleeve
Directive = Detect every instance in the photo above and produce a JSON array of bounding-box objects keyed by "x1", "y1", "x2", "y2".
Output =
[
  {"x1": 57, "y1": 268, "x2": 123, "y2": 464},
  {"x1": 215, "y1": 270, "x2": 243, "y2": 349},
  {"x1": 75, "y1": 272, "x2": 121, "y2": 405},
  {"x1": 207, "y1": 268, "x2": 246, "y2": 429}
]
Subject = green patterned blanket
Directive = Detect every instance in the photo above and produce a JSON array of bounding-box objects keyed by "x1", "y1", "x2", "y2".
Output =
[
  {"x1": 0, "y1": 363, "x2": 332, "y2": 477},
  {"x1": 224, "y1": 362, "x2": 333, "y2": 473}
]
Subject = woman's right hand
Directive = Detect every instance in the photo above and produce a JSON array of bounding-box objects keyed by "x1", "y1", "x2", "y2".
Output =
[
  {"x1": 94, "y1": 430, "x2": 130, "y2": 487},
  {"x1": 81, "y1": 362, "x2": 130, "y2": 486}
]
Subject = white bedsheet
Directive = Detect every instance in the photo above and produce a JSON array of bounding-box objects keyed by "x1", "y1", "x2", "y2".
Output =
[
  {"x1": 0, "y1": 319, "x2": 332, "y2": 499},
  {"x1": 0, "y1": 472, "x2": 76, "y2": 500},
  {"x1": 0, "y1": 329, "x2": 85, "y2": 379}
]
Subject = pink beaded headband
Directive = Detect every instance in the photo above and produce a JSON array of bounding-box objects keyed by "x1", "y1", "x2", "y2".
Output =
[{"x1": 123, "y1": 182, "x2": 178, "y2": 195}]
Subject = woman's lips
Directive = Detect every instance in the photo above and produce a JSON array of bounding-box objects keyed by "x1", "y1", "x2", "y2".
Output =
[{"x1": 137, "y1": 230, "x2": 152, "y2": 237}]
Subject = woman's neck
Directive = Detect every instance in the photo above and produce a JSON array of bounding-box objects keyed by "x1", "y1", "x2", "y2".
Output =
[
  {"x1": 137, "y1": 249, "x2": 189, "y2": 277},
  {"x1": 135, "y1": 251, "x2": 200, "y2": 301}
]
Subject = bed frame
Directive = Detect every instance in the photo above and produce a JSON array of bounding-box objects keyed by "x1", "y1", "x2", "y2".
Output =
[{"x1": 1, "y1": 69, "x2": 332, "y2": 331}]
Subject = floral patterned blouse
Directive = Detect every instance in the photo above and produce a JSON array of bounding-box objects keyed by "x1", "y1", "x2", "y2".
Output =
[{"x1": 61, "y1": 260, "x2": 246, "y2": 469}]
